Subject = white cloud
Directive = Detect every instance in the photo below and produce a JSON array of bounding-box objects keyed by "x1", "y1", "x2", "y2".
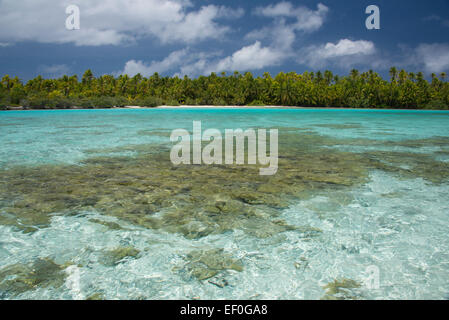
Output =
[
  {"x1": 318, "y1": 39, "x2": 375, "y2": 58},
  {"x1": 217, "y1": 7, "x2": 245, "y2": 19},
  {"x1": 115, "y1": 2, "x2": 330, "y2": 78},
  {"x1": 157, "y1": 5, "x2": 231, "y2": 43},
  {"x1": 241, "y1": 2, "x2": 329, "y2": 71},
  {"x1": 247, "y1": 2, "x2": 329, "y2": 50},
  {"x1": 255, "y1": 2, "x2": 294, "y2": 17},
  {"x1": 178, "y1": 59, "x2": 210, "y2": 77},
  {"x1": 0, "y1": 42, "x2": 12, "y2": 47},
  {"x1": 118, "y1": 41, "x2": 286, "y2": 78},
  {"x1": 245, "y1": 20, "x2": 296, "y2": 50},
  {"x1": 179, "y1": 41, "x2": 287, "y2": 76},
  {"x1": 213, "y1": 2, "x2": 328, "y2": 76},
  {"x1": 118, "y1": 49, "x2": 188, "y2": 77},
  {"x1": 414, "y1": 43, "x2": 449, "y2": 73},
  {"x1": 299, "y1": 39, "x2": 376, "y2": 69},
  {"x1": 0, "y1": 0, "x2": 243, "y2": 46},
  {"x1": 118, "y1": 49, "x2": 225, "y2": 77},
  {"x1": 254, "y1": 2, "x2": 329, "y2": 32},
  {"x1": 214, "y1": 41, "x2": 284, "y2": 71}
]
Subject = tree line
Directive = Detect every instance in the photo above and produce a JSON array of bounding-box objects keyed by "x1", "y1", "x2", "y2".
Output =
[{"x1": 0, "y1": 68, "x2": 448, "y2": 110}]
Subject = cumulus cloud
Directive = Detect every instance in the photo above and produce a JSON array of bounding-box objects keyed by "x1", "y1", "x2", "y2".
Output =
[
  {"x1": 0, "y1": 0, "x2": 243, "y2": 46},
  {"x1": 116, "y1": 2, "x2": 330, "y2": 78},
  {"x1": 118, "y1": 49, "x2": 225, "y2": 77},
  {"x1": 118, "y1": 41, "x2": 286, "y2": 78},
  {"x1": 316, "y1": 39, "x2": 375, "y2": 58},
  {"x1": 178, "y1": 59, "x2": 210, "y2": 78},
  {"x1": 156, "y1": 5, "x2": 234, "y2": 43},
  {"x1": 247, "y1": 2, "x2": 329, "y2": 55},
  {"x1": 254, "y1": 2, "x2": 329, "y2": 32},
  {"x1": 413, "y1": 43, "x2": 449, "y2": 73},
  {"x1": 245, "y1": 20, "x2": 296, "y2": 51},
  {"x1": 241, "y1": 2, "x2": 329, "y2": 70},
  {"x1": 214, "y1": 41, "x2": 284, "y2": 71},
  {"x1": 118, "y1": 49, "x2": 189, "y2": 77},
  {"x1": 299, "y1": 39, "x2": 377, "y2": 69},
  {"x1": 179, "y1": 42, "x2": 287, "y2": 76},
  {"x1": 216, "y1": 7, "x2": 245, "y2": 19}
]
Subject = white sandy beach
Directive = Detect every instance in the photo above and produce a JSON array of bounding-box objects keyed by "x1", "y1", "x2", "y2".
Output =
[{"x1": 154, "y1": 105, "x2": 299, "y2": 109}]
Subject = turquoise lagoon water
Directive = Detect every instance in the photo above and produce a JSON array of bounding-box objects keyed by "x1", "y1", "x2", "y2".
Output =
[{"x1": 0, "y1": 108, "x2": 448, "y2": 299}]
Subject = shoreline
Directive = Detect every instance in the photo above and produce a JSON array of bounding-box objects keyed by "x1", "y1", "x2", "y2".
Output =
[{"x1": 1, "y1": 105, "x2": 449, "y2": 111}]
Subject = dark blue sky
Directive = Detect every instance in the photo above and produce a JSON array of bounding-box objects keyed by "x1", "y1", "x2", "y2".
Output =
[{"x1": 0, "y1": 0, "x2": 448, "y2": 81}]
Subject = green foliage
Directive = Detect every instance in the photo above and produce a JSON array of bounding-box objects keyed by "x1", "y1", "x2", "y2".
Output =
[
  {"x1": 9, "y1": 86, "x2": 26, "y2": 105},
  {"x1": 164, "y1": 99, "x2": 180, "y2": 106},
  {"x1": 0, "y1": 89, "x2": 8, "y2": 109},
  {"x1": 248, "y1": 100, "x2": 265, "y2": 106},
  {"x1": 425, "y1": 99, "x2": 448, "y2": 110},
  {"x1": 132, "y1": 96, "x2": 163, "y2": 107},
  {"x1": 90, "y1": 96, "x2": 119, "y2": 108},
  {"x1": 185, "y1": 97, "x2": 199, "y2": 105},
  {"x1": 21, "y1": 95, "x2": 50, "y2": 109},
  {"x1": 0, "y1": 69, "x2": 448, "y2": 110}
]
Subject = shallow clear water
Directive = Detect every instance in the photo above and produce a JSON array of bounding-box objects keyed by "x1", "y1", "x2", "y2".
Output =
[{"x1": 0, "y1": 108, "x2": 448, "y2": 300}]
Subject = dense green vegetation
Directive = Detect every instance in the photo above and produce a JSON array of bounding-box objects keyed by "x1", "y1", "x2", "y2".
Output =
[{"x1": 0, "y1": 68, "x2": 448, "y2": 109}]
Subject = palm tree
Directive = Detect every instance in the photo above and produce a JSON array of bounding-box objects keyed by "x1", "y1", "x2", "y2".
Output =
[
  {"x1": 1, "y1": 75, "x2": 12, "y2": 89},
  {"x1": 416, "y1": 72, "x2": 424, "y2": 83},
  {"x1": 81, "y1": 69, "x2": 94, "y2": 86},
  {"x1": 398, "y1": 69, "x2": 408, "y2": 84},
  {"x1": 324, "y1": 70, "x2": 333, "y2": 85},
  {"x1": 350, "y1": 69, "x2": 359, "y2": 81},
  {"x1": 330, "y1": 75, "x2": 338, "y2": 84},
  {"x1": 389, "y1": 67, "x2": 398, "y2": 82},
  {"x1": 430, "y1": 73, "x2": 440, "y2": 88}
]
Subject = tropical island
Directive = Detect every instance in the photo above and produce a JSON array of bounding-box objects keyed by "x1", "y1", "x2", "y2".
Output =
[{"x1": 0, "y1": 68, "x2": 448, "y2": 110}]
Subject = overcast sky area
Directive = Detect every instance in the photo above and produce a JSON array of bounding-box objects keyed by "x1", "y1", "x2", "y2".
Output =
[{"x1": 0, "y1": 0, "x2": 448, "y2": 81}]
